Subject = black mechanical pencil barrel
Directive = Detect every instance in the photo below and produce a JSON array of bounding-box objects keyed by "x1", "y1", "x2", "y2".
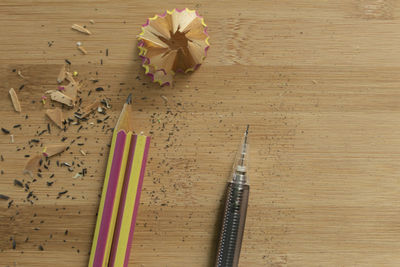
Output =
[{"x1": 215, "y1": 125, "x2": 250, "y2": 267}]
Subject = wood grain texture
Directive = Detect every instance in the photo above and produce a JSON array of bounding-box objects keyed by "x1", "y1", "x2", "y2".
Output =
[{"x1": 1, "y1": 0, "x2": 400, "y2": 266}]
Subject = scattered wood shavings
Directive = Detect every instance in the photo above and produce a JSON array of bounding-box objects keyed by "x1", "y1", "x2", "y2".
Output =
[
  {"x1": 73, "y1": 173, "x2": 82, "y2": 179},
  {"x1": 81, "y1": 100, "x2": 100, "y2": 118},
  {"x1": 79, "y1": 149, "x2": 86, "y2": 156},
  {"x1": 71, "y1": 24, "x2": 91, "y2": 35},
  {"x1": 23, "y1": 154, "x2": 42, "y2": 178},
  {"x1": 50, "y1": 91, "x2": 74, "y2": 106},
  {"x1": 89, "y1": 20, "x2": 95, "y2": 24},
  {"x1": 43, "y1": 144, "x2": 68, "y2": 157},
  {"x1": 10, "y1": 135, "x2": 14, "y2": 143},
  {"x1": 57, "y1": 64, "x2": 66, "y2": 83},
  {"x1": 46, "y1": 108, "x2": 64, "y2": 128},
  {"x1": 77, "y1": 46, "x2": 87, "y2": 55},
  {"x1": 9, "y1": 88, "x2": 21, "y2": 112}
]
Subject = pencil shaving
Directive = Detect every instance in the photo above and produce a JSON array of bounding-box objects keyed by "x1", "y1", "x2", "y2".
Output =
[
  {"x1": 65, "y1": 72, "x2": 78, "y2": 86},
  {"x1": 17, "y1": 70, "x2": 26, "y2": 79},
  {"x1": 77, "y1": 46, "x2": 88, "y2": 55},
  {"x1": 23, "y1": 154, "x2": 42, "y2": 178},
  {"x1": 81, "y1": 100, "x2": 100, "y2": 118},
  {"x1": 138, "y1": 8, "x2": 209, "y2": 86},
  {"x1": 43, "y1": 144, "x2": 67, "y2": 157},
  {"x1": 57, "y1": 64, "x2": 66, "y2": 83},
  {"x1": 9, "y1": 88, "x2": 21, "y2": 112},
  {"x1": 161, "y1": 95, "x2": 168, "y2": 103},
  {"x1": 50, "y1": 91, "x2": 74, "y2": 106},
  {"x1": 63, "y1": 82, "x2": 78, "y2": 101},
  {"x1": 46, "y1": 108, "x2": 64, "y2": 128},
  {"x1": 71, "y1": 24, "x2": 91, "y2": 35}
]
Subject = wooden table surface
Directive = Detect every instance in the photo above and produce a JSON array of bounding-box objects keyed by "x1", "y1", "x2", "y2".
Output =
[{"x1": 1, "y1": 1, "x2": 400, "y2": 266}]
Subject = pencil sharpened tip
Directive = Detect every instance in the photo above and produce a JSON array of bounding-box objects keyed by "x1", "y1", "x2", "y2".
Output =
[{"x1": 126, "y1": 93, "x2": 132, "y2": 104}]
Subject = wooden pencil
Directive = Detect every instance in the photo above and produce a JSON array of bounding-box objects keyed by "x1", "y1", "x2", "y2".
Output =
[
  {"x1": 88, "y1": 94, "x2": 134, "y2": 267},
  {"x1": 108, "y1": 134, "x2": 150, "y2": 267}
]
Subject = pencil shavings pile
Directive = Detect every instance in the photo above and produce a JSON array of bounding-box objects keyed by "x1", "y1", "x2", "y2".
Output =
[
  {"x1": 138, "y1": 8, "x2": 210, "y2": 86},
  {"x1": 46, "y1": 64, "x2": 80, "y2": 107}
]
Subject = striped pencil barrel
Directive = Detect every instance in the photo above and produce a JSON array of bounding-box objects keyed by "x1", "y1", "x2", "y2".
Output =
[
  {"x1": 109, "y1": 134, "x2": 150, "y2": 267},
  {"x1": 88, "y1": 129, "x2": 132, "y2": 267}
]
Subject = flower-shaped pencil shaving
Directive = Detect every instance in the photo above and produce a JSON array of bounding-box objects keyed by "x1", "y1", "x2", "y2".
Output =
[{"x1": 138, "y1": 8, "x2": 210, "y2": 86}]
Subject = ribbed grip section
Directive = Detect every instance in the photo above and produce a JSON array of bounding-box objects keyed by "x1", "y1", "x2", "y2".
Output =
[{"x1": 215, "y1": 182, "x2": 249, "y2": 267}]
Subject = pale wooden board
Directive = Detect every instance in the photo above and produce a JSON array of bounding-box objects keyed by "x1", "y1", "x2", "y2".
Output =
[{"x1": 1, "y1": 0, "x2": 400, "y2": 266}]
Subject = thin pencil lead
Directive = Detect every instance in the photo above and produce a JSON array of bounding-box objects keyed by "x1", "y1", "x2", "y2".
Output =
[
  {"x1": 126, "y1": 93, "x2": 132, "y2": 104},
  {"x1": 244, "y1": 125, "x2": 249, "y2": 144}
]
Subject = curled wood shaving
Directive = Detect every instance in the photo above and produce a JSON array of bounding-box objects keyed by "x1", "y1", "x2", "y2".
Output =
[
  {"x1": 50, "y1": 91, "x2": 74, "y2": 106},
  {"x1": 77, "y1": 46, "x2": 88, "y2": 55},
  {"x1": 43, "y1": 144, "x2": 68, "y2": 157},
  {"x1": 89, "y1": 20, "x2": 95, "y2": 24},
  {"x1": 23, "y1": 154, "x2": 42, "y2": 178},
  {"x1": 79, "y1": 149, "x2": 86, "y2": 156},
  {"x1": 10, "y1": 134, "x2": 14, "y2": 143},
  {"x1": 71, "y1": 24, "x2": 91, "y2": 35},
  {"x1": 9, "y1": 88, "x2": 21, "y2": 112},
  {"x1": 57, "y1": 64, "x2": 66, "y2": 83},
  {"x1": 46, "y1": 108, "x2": 64, "y2": 128}
]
